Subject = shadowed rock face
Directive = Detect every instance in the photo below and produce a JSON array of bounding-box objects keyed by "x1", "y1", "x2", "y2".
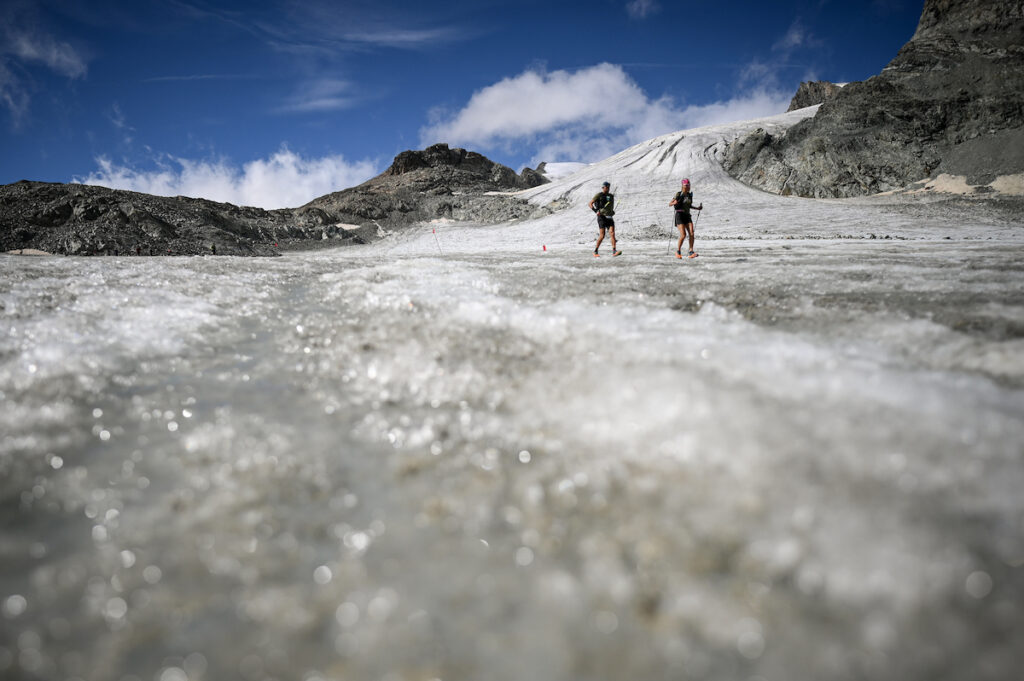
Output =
[
  {"x1": 724, "y1": 0, "x2": 1024, "y2": 197},
  {"x1": 0, "y1": 145, "x2": 551, "y2": 255},
  {"x1": 303, "y1": 143, "x2": 552, "y2": 233},
  {"x1": 384, "y1": 144, "x2": 540, "y2": 188},
  {"x1": 0, "y1": 181, "x2": 332, "y2": 256},
  {"x1": 787, "y1": 81, "x2": 843, "y2": 111}
]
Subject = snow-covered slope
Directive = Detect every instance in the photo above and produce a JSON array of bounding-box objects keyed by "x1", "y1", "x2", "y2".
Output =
[
  {"x1": 515, "y1": 108, "x2": 821, "y2": 244},
  {"x1": 388, "y1": 105, "x2": 1018, "y2": 256},
  {"x1": 518, "y1": 107, "x2": 819, "y2": 226}
]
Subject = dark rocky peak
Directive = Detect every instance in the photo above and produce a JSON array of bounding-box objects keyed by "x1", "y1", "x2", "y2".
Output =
[
  {"x1": 786, "y1": 81, "x2": 842, "y2": 111},
  {"x1": 0, "y1": 180, "x2": 341, "y2": 256},
  {"x1": 724, "y1": 0, "x2": 1024, "y2": 198},
  {"x1": 518, "y1": 166, "x2": 547, "y2": 187},
  {"x1": 386, "y1": 143, "x2": 495, "y2": 177},
  {"x1": 886, "y1": 0, "x2": 1024, "y2": 76},
  {"x1": 913, "y1": 0, "x2": 1024, "y2": 43},
  {"x1": 293, "y1": 143, "x2": 552, "y2": 237},
  {"x1": 380, "y1": 143, "x2": 547, "y2": 191}
]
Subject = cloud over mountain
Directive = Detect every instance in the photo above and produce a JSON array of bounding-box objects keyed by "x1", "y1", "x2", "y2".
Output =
[
  {"x1": 420, "y1": 63, "x2": 790, "y2": 164},
  {"x1": 76, "y1": 147, "x2": 379, "y2": 210}
]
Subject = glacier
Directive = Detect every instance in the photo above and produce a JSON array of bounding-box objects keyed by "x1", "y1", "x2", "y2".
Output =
[{"x1": 2, "y1": 109, "x2": 1023, "y2": 681}]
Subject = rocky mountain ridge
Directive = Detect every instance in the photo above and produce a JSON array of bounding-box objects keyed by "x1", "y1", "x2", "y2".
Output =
[
  {"x1": 724, "y1": 0, "x2": 1024, "y2": 197},
  {"x1": 786, "y1": 81, "x2": 843, "y2": 112},
  {"x1": 302, "y1": 143, "x2": 551, "y2": 234},
  {"x1": 0, "y1": 144, "x2": 551, "y2": 256},
  {"x1": 0, "y1": 181, "x2": 318, "y2": 256}
]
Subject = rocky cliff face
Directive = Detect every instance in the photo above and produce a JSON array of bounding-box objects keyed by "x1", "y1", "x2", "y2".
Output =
[
  {"x1": 724, "y1": 0, "x2": 1024, "y2": 197},
  {"x1": 0, "y1": 181, "x2": 332, "y2": 256},
  {"x1": 384, "y1": 144, "x2": 545, "y2": 190},
  {"x1": 304, "y1": 143, "x2": 550, "y2": 231},
  {"x1": 786, "y1": 81, "x2": 842, "y2": 111},
  {"x1": 0, "y1": 144, "x2": 551, "y2": 255}
]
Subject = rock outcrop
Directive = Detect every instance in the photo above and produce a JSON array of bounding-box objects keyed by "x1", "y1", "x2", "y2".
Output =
[
  {"x1": 383, "y1": 144, "x2": 546, "y2": 190},
  {"x1": 786, "y1": 81, "x2": 842, "y2": 111},
  {"x1": 304, "y1": 143, "x2": 550, "y2": 233},
  {"x1": 0, "y1": 144, "x2": 551, "y2": 255},
  {"x1": 724, "y1": 0, "x2": 1024, "y2": 197},
  {"x1": 0, "y1": 181, "x2": 330, "y2": 256}
]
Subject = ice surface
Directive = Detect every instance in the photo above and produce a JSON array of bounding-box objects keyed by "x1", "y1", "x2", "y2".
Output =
[
  {"x1": 1, "y1": 110, "x2": 1023, "y2": 681},
  {"x1": 538, "y1": 162, "x2": 589, "y2": 180}
]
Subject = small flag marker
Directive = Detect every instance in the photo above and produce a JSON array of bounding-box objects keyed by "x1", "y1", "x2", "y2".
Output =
[{"x1": 543, "y1": 245, "x2": 547, "y2": 251}]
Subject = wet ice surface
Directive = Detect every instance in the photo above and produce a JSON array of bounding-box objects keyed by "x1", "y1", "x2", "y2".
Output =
[
  {"x1": 2, "y1": 111, "x2": 1024, "y2": 680},
  {"x1": 2, "y1": 233, "x2": 1023, "y2": 681}
]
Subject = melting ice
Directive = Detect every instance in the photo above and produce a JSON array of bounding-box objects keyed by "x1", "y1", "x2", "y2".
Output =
[{"x1": 2, "y1": 112, "x2": 1023, "y2": 681}]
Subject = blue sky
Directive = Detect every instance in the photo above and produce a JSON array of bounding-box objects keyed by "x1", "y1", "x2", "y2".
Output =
[{"x1": 1, "y1": 0, "x2": 924, "y2": 208}]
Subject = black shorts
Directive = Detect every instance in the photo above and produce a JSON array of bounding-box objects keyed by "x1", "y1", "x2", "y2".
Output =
[
  {"x1": 674, "y1": 212, "x2": 692, "y2": 226},
  {"x1": 597, "y1": 215, "x2": 615, "y2": 230}
]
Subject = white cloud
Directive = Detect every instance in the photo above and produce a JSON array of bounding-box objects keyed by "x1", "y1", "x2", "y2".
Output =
[
  {"x1": 144, "y1": 73, "x2": 258, "y2": 83},
  {"x1": 626, "y1": 0, "x2": 661, "y2": 19},
  {"x1": 740, "y1": 59, "x2": 772, "y2": 87},
  {"x1": 107, "y1": 102, "x2": 134, "y2": 146},
  {"x1": 420, "y1": 63, "x2": 790, "y2": 164},
  {"x1": 340, "y1": 27, "x2": 465, "y2": 48},
  {"x1": 773, "y1": 22, "x2": 806, "y2": 51},
  {"x1": 772, "y1": 19, "x2": 820, "y2": 54},
  {"x1": 681, "y1": 89, "x2": 795, "y2": 128},
  {"x1": 1, "y1": 23, "x2": 87, "y2": 122},
  {"x1": 278, "y1": 79, "x2": 357, "y2": 113},
  {"x1": 422, "y1": 64, "x2": 658, "y2": 146},
  {"x1": 171, "y1": 0, "x2": 470, "y2": 55},
  {"x1": 108, "y1": 102, "x2": 130, "y2": 130},
  {"x1": 0, "y1": 60, "x2": 29, "y2": 121},
  {"x1": 9, "y1": 32, "x2": 86, "y2": 78},
  {"x1": 744, "y1": 19, "x2": 824, "y2": 95},
  {"x1": 75, "y1": 147, "x2": 380, "y2": 209}
]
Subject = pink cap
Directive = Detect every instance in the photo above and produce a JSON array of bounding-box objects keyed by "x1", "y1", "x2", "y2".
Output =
[{"x1": 681, "y1": 178, "x2": 690, "y2": 186}]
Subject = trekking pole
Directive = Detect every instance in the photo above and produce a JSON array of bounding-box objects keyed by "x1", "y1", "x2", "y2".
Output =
[
  {"x1": 692, "y1": 208, "x2": 702, "y2": 254},
  {"x1": 431, "y1": 227, "x2": 443, "y2": 256}
]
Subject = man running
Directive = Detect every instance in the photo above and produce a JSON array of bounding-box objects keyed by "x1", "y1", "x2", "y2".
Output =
[
  {"x1": 669, "y1": 178, "x2": 703, "y2": 258},
  {"x1": 588, "y1": 181, "x2": 621, "y2": 257}
]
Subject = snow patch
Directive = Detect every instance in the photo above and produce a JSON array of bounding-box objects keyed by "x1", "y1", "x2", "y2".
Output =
[
  {"x1": 540, "y1": 162, "x2": 589, "y2": 180},
  {"x1": 990, "y1": 173, "x2": 1024, "y2": 195},
  {"x1": 898, "y1": 172, "x2": 1024, "y2": 196}
]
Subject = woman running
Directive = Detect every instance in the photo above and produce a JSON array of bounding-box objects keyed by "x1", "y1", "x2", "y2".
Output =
[{"x1": 669, "y1": 178, "x2": 703, "y2": 258}]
